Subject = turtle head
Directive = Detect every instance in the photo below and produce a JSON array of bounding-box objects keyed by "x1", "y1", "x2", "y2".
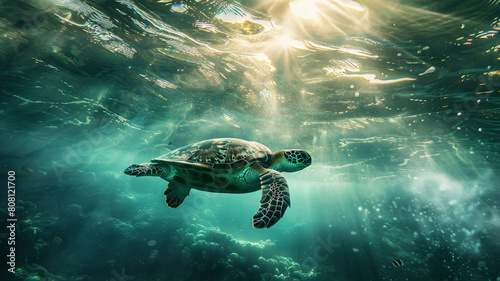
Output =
[{"x1": 274, "y1": 150, "x2": 312, "y2": 172}]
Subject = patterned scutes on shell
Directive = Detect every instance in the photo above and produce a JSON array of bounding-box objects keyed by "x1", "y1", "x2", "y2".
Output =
[{"x1": 152, "y1": 138, "x2": 272, "y2": 165}]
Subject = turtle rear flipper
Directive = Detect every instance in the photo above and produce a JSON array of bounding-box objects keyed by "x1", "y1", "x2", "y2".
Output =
[
  {"x1": 124, "y1": 163, "x2": 164, "y2": 177},
  {"x1": 164, "y1": 183, "x2": 191, "y2": 208},
  {"x1": 252, "y1": 169, "x2": 290, "y2": 229}
]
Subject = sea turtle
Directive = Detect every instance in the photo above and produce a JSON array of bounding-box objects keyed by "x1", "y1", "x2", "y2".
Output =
[{"x1": 124, "y1": 138, "x2": 312, "y2": 228}]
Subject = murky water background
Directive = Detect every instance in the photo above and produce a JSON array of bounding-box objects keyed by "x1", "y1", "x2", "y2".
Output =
[{"x1": 1, "y1": 0, "x2": 500, "y2": 280}]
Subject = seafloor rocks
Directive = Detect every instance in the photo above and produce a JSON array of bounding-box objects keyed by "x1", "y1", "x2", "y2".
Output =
[
  {"x1": 175, "y1": 224, "x2": 317, "y2": 281},
  {"x1": 61, "y1": 203, "x2": 84, "y2": 221},
  {"x1": 2, "y1": 198, "x2": 317, "y2": 281},
  {"x1": 5, "y1": 201, "x2": 57, "y2": 263},
  {"x1": 12, "y1": 264, "x2": 65, "y2": 281}
]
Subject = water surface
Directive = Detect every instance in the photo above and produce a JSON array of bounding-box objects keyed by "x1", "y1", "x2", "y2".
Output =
[{"x1": 1, "y1": 0, "x2": 500, "y2": 280}]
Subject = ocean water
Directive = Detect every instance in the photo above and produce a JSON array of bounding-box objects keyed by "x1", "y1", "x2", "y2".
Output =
[{"x1": 1, "y1": 0, "x2": 500, "y2": 280}]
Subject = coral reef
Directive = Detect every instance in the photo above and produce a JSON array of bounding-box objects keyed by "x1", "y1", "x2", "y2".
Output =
[
  {"x1": 174, "y1": 224, "x2": 317, "y2": 281},
  {"x1": 2, "y1": 198, "x2": 317, "y2": 281}
]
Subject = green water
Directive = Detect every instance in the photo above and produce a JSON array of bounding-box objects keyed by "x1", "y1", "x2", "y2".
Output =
[{"x1": 1, "y1": 0, "x2": 500, "y2": 280}]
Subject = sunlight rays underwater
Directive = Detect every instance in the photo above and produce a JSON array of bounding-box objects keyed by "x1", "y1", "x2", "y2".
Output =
[{"x1": 2, "y1": 0, "x2": 500, "y2": 280}]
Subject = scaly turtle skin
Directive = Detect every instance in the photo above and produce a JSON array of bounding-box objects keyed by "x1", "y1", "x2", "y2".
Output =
[{"x1": 124, "y1": 138, "x2": 312, "y2": 228}]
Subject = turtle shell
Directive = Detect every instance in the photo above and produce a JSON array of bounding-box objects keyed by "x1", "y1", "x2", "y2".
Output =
[{"x1": 152, "y1": 138, "x2": 272, "y2": 169}]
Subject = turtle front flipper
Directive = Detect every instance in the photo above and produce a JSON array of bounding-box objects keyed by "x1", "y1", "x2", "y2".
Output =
[
  {"x1": 164, "y1": 183, "x2": 191, "y2": 208},
  {"x1": 124, "y1": 163, "x2": 164, "y2": 177},
  {"x1": 252, "y1": 169, "x2": 291, "y2": 229}
]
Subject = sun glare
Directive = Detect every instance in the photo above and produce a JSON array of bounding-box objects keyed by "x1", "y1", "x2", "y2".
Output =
[
  {"x1": 331, "y1": 0, "x2": 365, "y2": 12},
  {"x1": 276, "y1": 31, "x2": 296, "y2": 48},
  {"x1": 289, "y1": 0, "x2": 319, "y2": 19}
]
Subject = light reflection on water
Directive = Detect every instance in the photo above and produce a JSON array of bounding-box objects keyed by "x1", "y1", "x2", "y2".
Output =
[{"x1": 1, "y1": 0, "x2": 500, "y2": 280}]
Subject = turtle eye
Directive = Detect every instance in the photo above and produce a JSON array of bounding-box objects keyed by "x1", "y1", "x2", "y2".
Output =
[{"x1": 300, "y1": 151, "x2": 312, "y2": 165}]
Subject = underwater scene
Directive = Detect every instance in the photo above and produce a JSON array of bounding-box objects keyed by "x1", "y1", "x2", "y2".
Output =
[{"x1": 1, "y1": 0, "x2": 500, "y2": 280}]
